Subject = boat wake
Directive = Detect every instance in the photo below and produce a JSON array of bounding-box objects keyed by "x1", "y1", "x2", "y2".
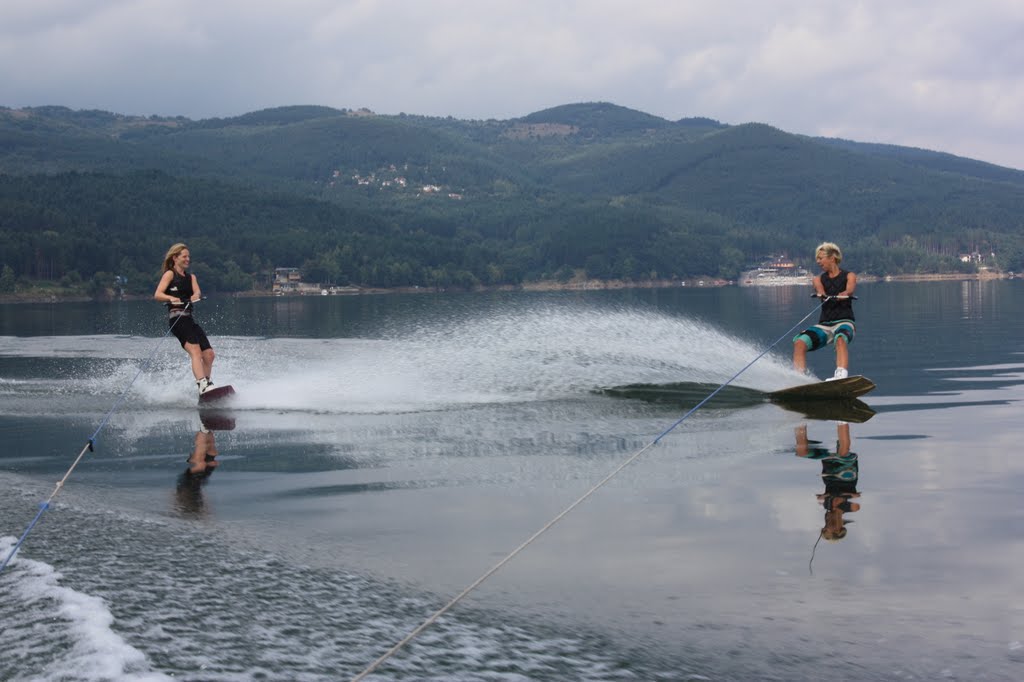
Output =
[{"x1": 0, "y1": 306, "x2": 803, "y2": 416}]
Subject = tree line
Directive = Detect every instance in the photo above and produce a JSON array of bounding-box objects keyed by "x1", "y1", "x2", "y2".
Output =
[
  {"x1": 3, "y1": 104, "x2": 1024, "y2": 298},
  {"x1": 2, "y1": 168, "x2": 1008, "y2": 299}
]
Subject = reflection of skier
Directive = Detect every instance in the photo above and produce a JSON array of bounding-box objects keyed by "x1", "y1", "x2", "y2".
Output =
[
  {"x1": 174, "y1": 425, "x2": 219, "y2": 517},
  {"x1": 795, "y1": 423, "x2": 860, "y2": 541},
  {"x1": 186, "y1": 426, "x2": 219, "y2": 475}
]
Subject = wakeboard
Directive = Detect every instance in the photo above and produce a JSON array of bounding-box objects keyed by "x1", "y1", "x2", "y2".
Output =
[
  {"x1": 198, "y1": 384, "x2": 235, "y2": 404},
  {"x1": 769, "y1": 375, "x2": 875, "y2": 401}
]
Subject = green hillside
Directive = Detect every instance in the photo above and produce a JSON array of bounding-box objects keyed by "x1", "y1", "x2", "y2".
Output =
[{"x1": 1, "y1": 102, "x2": 1022, "y2": 296}]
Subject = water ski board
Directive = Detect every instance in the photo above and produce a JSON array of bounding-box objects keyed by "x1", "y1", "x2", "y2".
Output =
[
  {"x1": 769, "y1": 375, "x2": 875, "y2": 401},
  {"x1": 600, "y1": 380, "x2": 876, "y2": 422},
  {"x1": 198, "y1": 384, "x2": 235, "y2": 404}
]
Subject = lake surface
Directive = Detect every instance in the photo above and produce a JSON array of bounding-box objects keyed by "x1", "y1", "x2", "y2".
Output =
[{"x1": 1, "y1": 281, "x2": 1022, "y2": 681}]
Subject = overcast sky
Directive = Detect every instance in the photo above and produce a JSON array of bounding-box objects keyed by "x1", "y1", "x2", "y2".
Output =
[{"x1": 2, "y1": 1, "x2": 1022, "y2": 169}]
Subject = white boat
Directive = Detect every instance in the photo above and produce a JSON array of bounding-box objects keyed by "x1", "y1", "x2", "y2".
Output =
[{"x1": 739, "y1": 266, "x2": 812, "y2": 287}]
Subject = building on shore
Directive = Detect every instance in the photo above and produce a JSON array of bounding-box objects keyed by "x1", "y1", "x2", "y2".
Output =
[
  {"x1": 739, "y1": 256, "x2": 812, "y2": 287},
  {"x1": 271, "y1": 267, "x2": 360, "y2": 295}
]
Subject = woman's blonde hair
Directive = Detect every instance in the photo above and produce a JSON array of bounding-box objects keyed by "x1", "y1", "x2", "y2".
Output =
[
  {"x1": 162, "y1": 243, "x2": 188, "y2": 272},
  {"x1": 815, "y1": 242, "x2": 842, "y2": 264},
  {"x1": 822, "y1": 526, "x2": 848, "y2": 542}
]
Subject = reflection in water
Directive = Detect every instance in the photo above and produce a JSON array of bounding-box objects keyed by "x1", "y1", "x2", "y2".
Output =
[
  {"x1": 960, "y1": 279, "x2": 985, "y2": 320},
  {"x1": 745, "y1": 284, "x2": 805, "y2": 308},
  {"x1": 174, "y1": 412, "x2": 231, "y2": 517},
  {"x1": 795, "y1": 421, "x2": 861, "y2": 572}
]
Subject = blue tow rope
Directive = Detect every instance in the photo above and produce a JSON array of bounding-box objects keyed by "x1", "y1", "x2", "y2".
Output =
[{"x1": 0, "y1": 311, "x2": 186, "y2": 574}]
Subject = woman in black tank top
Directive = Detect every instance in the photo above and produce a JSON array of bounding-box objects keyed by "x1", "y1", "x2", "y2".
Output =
[{"x1": 154, "y1": 243, "x2": 216, "y2": 395}]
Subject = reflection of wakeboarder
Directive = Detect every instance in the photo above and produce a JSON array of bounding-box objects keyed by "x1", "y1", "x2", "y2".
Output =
[
  {"x1": 187, "y1": 426, "x2": 219, "y2": 475},
  {"x1": 174, "y1": 424, "x2": 220, "y2": 516},
  {"x1": 795, "y1": 422, "x2": 861, "y2": 542}
]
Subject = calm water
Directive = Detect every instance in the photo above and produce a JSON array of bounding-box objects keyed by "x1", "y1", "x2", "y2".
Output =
[{"x1": 1, "y1": 281, "x2": 1022, "y2": 681}]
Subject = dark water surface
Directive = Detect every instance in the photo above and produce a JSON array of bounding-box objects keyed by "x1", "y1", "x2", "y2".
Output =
[{"x1": 2, "y1": 280, "x2": 1022, "y2": 681}]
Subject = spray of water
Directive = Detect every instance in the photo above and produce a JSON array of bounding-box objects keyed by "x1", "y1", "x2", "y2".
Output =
[{"x1": 1, "y1": 306, "x2": 801, "y2": 416}]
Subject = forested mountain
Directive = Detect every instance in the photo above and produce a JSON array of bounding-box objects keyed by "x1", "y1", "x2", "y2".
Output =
[{"x1": 1, "y1": 102, "x2": 1022, "y2": 295}]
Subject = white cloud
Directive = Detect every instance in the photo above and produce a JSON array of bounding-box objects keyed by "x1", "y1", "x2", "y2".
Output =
[{"x1": 0, "y1": 0, "x2": 1022, "y2": 168}]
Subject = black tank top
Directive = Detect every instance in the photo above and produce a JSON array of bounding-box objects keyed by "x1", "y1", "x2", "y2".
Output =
[
  {"x1": 819, "y1": 270, "x2": 854, "y2": 323},
  {"x1": 165, "y1": 270, "x2": 194, "y2": 314}
]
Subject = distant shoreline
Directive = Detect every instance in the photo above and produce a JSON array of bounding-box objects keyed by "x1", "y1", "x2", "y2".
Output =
[
  {"x1": 0, "y1": 271, "x2": 1012, "y2": 305},
  {"x1": 870, "y1": 271, "x2": 1008, "y2": 282}
]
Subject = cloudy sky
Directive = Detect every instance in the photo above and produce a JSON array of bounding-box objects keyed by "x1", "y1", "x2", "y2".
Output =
[{"x1": 2, "y1": 1, "x2": 1022, "y2": 169}]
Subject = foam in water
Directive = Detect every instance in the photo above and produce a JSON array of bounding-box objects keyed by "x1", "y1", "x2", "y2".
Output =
[
  {"x1": 0, "y1": 536, "x2": 169, "y2": 682},
  {"x1": 222, "y1": 306, "x2": 802, "y2": 413},
  {"x1": 0, "y1": 500, "x2": 687, "y2": 681},
  {"x1": 1, "y1": 306, "x2": 805, "y2": 416}
]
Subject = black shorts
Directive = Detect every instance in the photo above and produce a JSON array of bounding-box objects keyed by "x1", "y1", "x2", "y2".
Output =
[{"x1": 169, "y1": 314, "x2": 212, "y2": 351}]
